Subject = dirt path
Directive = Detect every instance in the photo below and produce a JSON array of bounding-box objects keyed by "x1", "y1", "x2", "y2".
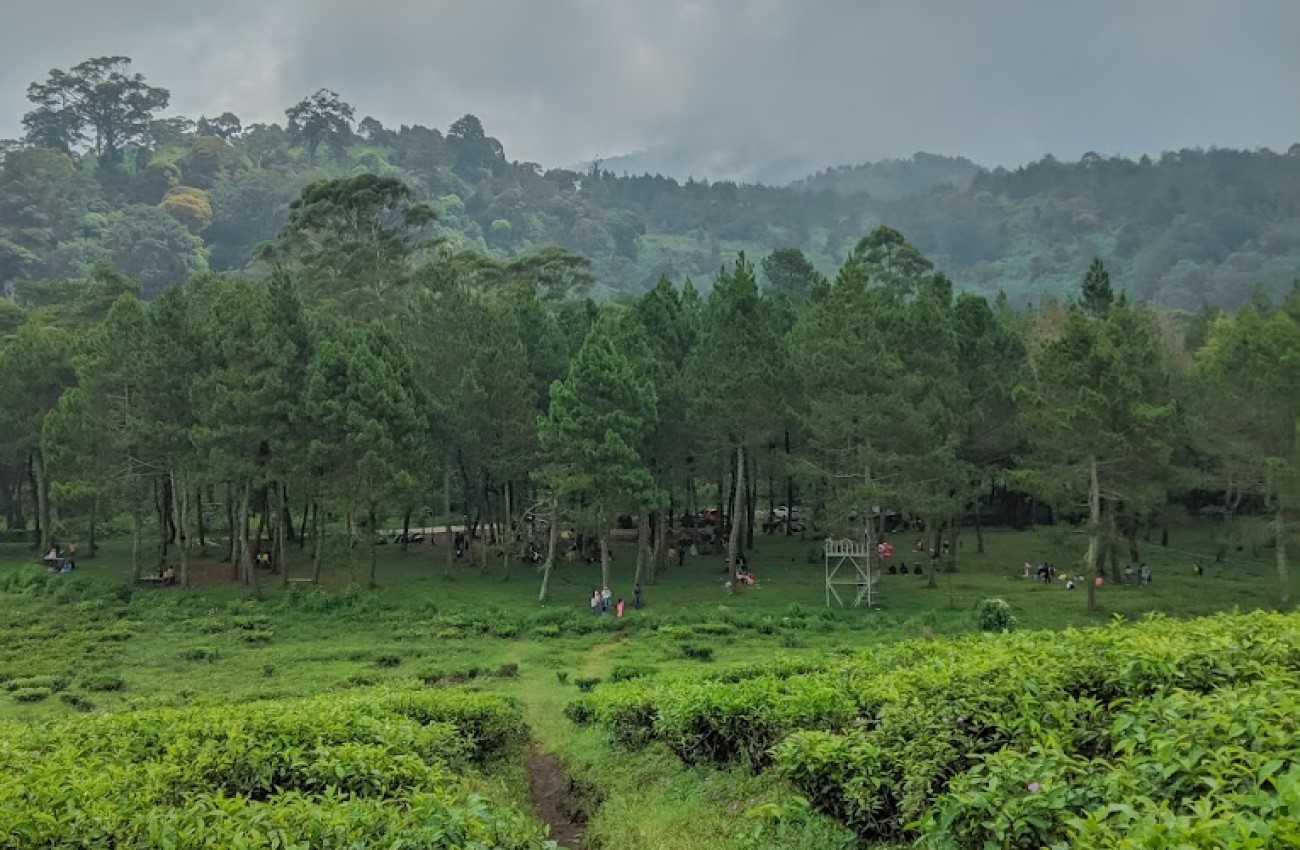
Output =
[{"x1": 527, "y1": 745, "x2": 585, "y2": 849}]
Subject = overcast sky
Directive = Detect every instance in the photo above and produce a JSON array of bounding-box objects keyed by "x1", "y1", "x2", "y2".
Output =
[{"x1": 2, "y1": 0, "x2": 1298, "y2": 179}]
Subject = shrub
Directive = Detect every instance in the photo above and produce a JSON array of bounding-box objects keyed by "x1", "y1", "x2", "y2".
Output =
[
  {"x1": 11, "y1": 687, "x2": 52, "y2": 703},
  {"x1": 534, "y1": 624, "x2": 562, "y2": 639},
  {"x1": 58, "y1": 692, "x2": 95, "y2": 712},
  {"x1": 563, "y1": 696, "x2": 595, "y2": 724},
  {"x1": 555, "y1": 671, "x2": 570, "y2": 685},
  {"x1": 493, "y1": 663, "x2": 519, "y2": 679},
  {"x1": 679, "y1": 644, "x2": 715, "y2": 662},
  {"x1": 4, "y1": 675, "x2": 69, "y2": 693},
  {"x1": 239, "y1": 629, "x2": 274, "y2": 644},
  {"x1": 232, "y1": 614, "x2": 272, "y2": 631},
  {"x1": 610, "y1": 664, "x2": 654, "y2": 683},
  {"x1": 488, "y1": 622, "x2": 521, "y2": 639},
  {"x1": 81, "y1": 675, "x2": 125, "y2": 692},
  {"x1": 375, "y1": 654, "x2": 402, "y2": 668},
  {"x1": 574, "y1": 677, "x2": 602, "y2": 693},
  {"x1": 975, "y1": 598, "x2": 1016, "y2": 633},
  {"x1": 178, "y1": 647, "x2": 218, "y2": 662}
]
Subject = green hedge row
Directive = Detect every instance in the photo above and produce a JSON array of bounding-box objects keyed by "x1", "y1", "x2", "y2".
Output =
[
  {"x1": 0, "y1": 686, "x2": 552, "y2": 849},
  {"x1": 575, "y1": 611, "x2": 1300, "y2": 848}
]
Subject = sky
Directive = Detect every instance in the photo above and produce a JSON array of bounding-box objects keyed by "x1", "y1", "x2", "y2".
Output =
[{"x1": 2, "y1": 0, "x2": 1298, "y2": 182}]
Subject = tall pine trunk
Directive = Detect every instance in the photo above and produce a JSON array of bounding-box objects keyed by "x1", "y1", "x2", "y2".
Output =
[
  {"x1": 88, "y1": 495, "x2": 98, "y2": 560},
  {"x1": 652, "y1": 507, "x2": 667, "y2": 584},
  {"x1": 927, "y1": 517, "x2": 940, "y2": 589},
  {"x1": 634, "y1": 511, "x2": 650, "y2": 587},
  {"x1": 239, "y1": 482, "x2": 259, "y2": 599},
  {"x1": 312, "y1": 498, "x2": 325, "y2": 584},
  {"x1": 1276, "y1": 501, "x2": 1290, "y2": 608},
  {"x1": 401, "y1": 507, "x2": 412, "y2": 552},
  {"x1": 344, "y1": 508, "x2": 355, "y2": 578},
  {"x1": 599, "y1": 532, "x2": 612, "y2": 590},
  {"x1": 784, "y1": 428, "x2": 795, "y2": 537},
  {"x1": 226, "y1": 482, "x2": 237, "y2": 575},
  {"x1": 945, "y1": 514, "x2": 960, "y2": 572},
  {"x1": 195, "y1": 487, "x2": 206, "y2": 554},
  {"x1": 32, "y1": 449, "x2": 52, "y2": 555},
  {"x1": 298, "y1": 493, "x2": 310, "y2": 548},
  {"x1": 131, "y1": 503, "x2": 144, "y2": 581},
  {"x1": 727, "y1": 445, "x2": 746, "y2": 571},
  {"x1": 538, "y1": 498, "x2": 559, "y2": 603},
  {"x1": 368, "y1": 504, "x2": 379, "y2": 588},
  {"x1": 444, "y1": 465, "x2": 454, "y2": 580},
  {"x1": 745, "y1": 452, "x2": 756, "y2": 551},
  {"x1": 276, "y1": 484, "x2": 289, "y2": 573},
  {"x1": 277, "y1": 484, "x2": 289, "y2": 585},
  {"x1": 1086, "y1": 456, "x2": 1102, "y2": 611},
  {"x1": 170, "y1": 468, "x2": 189, "y2": 588}
]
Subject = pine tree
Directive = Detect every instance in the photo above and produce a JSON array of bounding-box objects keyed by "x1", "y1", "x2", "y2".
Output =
[{"x1": 1080, "y1": 257, "x2": 1114, "y2": 318}]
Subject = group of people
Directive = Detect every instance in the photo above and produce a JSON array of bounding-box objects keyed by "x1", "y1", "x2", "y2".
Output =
[
  {"x1": 147, "y1": 564, "x2": 178, "y2": 585},
  {"x1": 728, "y1": 551, "x2": 756, "y2": 589},
  {"x1": 1124, "y1": 563, "x2": 1154, "y2": 586},
  {"x1": 589, "y1": 583, "x2": 644, "y2": 616},
  {"x1": 1024, "y1": 561, "x2": 1061, "y2": 582},
  {"x1": 41, "y1": 542, "x2": 77, "y2": 573}
]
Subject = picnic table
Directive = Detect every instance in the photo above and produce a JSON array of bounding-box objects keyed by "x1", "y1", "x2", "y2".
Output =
[{"x1": 137, "y1": 575, "x2": 174, "y2": 587}]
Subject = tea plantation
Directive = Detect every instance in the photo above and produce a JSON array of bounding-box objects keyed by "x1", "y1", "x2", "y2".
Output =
[
  {"x1": 573, "y1": 611, "x2": 1300, "y2": 848},
  {"x1": 0, "y1": 688, "x2": 554, "y2": 848},
  {"x1": 0, "y1": 529, "x2": 1296, "y2": 848}
]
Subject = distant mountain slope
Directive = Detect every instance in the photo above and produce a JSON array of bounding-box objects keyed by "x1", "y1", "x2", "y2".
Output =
[{"x1": 2, "y1": 107, "x2": 1297, "y2": 308}]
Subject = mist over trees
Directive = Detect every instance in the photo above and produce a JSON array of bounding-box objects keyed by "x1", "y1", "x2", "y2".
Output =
[{"x1": 2, "y1": 56, "x2": 1298, "y2": 308}]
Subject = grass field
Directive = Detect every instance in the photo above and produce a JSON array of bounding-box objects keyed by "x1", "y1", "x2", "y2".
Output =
[{"x1": 0, "y1": 521, "x2": 1291, "y2": 848}]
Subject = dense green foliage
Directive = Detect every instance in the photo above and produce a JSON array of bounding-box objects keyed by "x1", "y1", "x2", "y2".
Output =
[
  {"x1": 574, "y1": 611, "x2": 1300, "y2": 848},
  {"x1": 0, "y1": 686, "x2": 552, "y2": 848},
  {"x1": 3, "y1": 56, "x2": 1299, "y2": 306}
]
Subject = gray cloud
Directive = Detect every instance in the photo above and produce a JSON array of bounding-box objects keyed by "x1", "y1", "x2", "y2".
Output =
[{"x1": 2, "y1": 0, "x2": 1297, "y2": 179}]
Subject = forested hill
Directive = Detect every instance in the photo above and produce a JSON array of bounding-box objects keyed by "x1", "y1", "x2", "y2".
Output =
[{"x1": 2, "y1": 57, "x2": 1298, "y2": 307}]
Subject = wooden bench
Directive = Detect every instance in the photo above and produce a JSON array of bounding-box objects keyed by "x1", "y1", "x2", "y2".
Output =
[
  {"x1": 286, "y1": 578, "x2": 317, "y2": 586},
  {"x1": 137, "y1": 576, "x2": 173, "y2": 587}
]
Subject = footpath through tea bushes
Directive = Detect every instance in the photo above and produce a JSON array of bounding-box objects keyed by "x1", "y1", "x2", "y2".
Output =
[
  {"x1": 571, "y1": 611, "x2": 1300, "y2": 849},
  {"x1": 0, "y1": 687, "x2": 555, "y2": 848}
]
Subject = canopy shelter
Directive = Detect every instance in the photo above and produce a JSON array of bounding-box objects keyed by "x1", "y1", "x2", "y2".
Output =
[{"x1": 824, "y1": 537, "x2": 878, "y2": 608}]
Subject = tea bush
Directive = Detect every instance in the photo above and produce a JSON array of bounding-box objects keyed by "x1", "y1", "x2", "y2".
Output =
[
  {"x1": 576, "y1": 611, "x2": 1300, "y2": 848},
  {"x1": 0, "y1": 686, "x2": 551, "y2": 848},
  {"x1": 975, "y1": 597, "x2": 1016, "y2": 632}
]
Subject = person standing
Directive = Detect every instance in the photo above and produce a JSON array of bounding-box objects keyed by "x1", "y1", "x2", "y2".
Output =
[
  {"x1": 616, "y1": 598, "x2": 625, "y2": 618},
  {"x1": 601, "y1": 585, "x2": 612, "y2": 613},
  {"x1": 590, "y1": 589, "x2": 600, "y2": 615},
  {"x1": 633, "y1": 582, "x2": 643, "y2": 609}
]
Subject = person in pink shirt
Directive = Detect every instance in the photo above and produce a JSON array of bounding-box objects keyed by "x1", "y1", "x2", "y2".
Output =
[{"x1": 616, "y1": 598, "x2": 625, "y2": 618}]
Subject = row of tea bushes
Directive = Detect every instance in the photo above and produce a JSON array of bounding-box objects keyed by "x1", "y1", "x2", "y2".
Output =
[
  {"x1": 573, "y1": 612, "x2": 1300, "y2": 848},
  {"x1": 0, "y1": 686, "x2": 554, "y2": 849}
]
